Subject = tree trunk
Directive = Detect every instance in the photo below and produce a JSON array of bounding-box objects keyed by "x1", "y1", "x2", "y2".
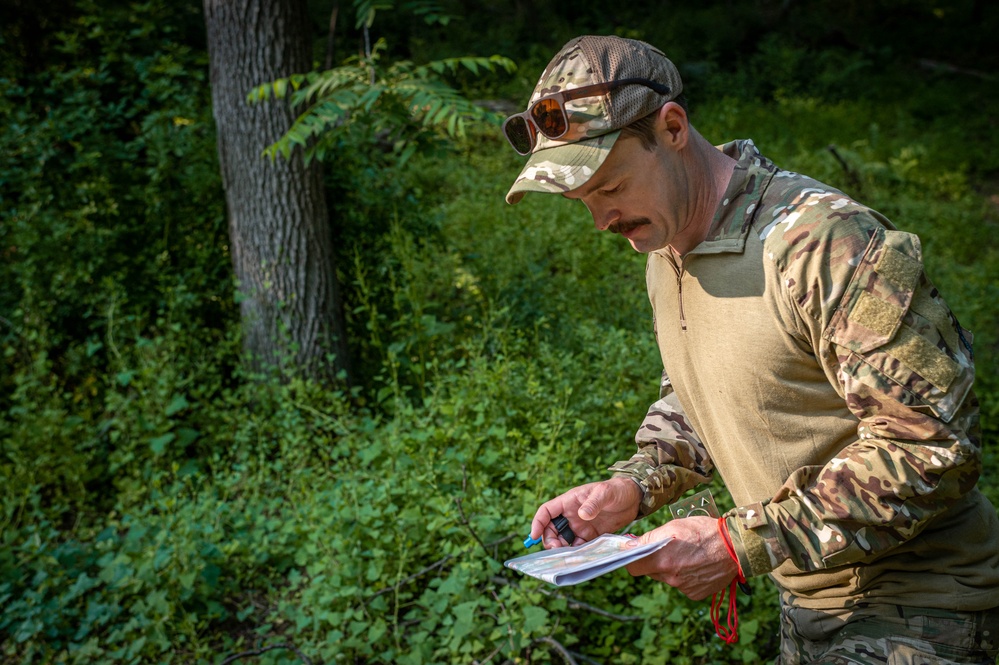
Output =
[{"x1": 203, "y1": 0, "x2": 350, "y2": 382}]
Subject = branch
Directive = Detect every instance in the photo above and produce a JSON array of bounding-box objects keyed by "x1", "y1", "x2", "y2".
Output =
[
  {"x1": 367, "y1": 553, "x2": 453, "y2": 602},
  {"x1": 324, "y1": 1, "x2": 339, "y2": 70},
  {"x1": 366, "y1": 534, "x2": 517, "y2": 602},
  {"x1": 456, "y1": 464, "x2": 492, "y2": 557},
  {"x1": 489, "y1": 576, "x2": 642, "y2": 623},
  {"x1": 471, "y1": 643, "x2": 504, "y2": 665},
  {"x1": 826, "y1": 144, "x2": 863, "y2": 196},
  {"x1": 918, "y1": 58, "x2": 995, "y2": 81},
  {"x1": 454, "y1": 497, "x2": 490, "y2": 555},
  {"x1": 532, "y1": 636, "x2": 578, "y2": 665},
  {"x1": 220, "y1": 643, "x2": 315, "y2": 665},
  {"x1": 567, "y1": 650, "x2": 603, "y2": 665}
]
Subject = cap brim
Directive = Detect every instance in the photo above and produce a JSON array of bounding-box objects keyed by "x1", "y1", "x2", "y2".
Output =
[{"x1": 505, "y1": 130, "x2": 621, "y2": 204}]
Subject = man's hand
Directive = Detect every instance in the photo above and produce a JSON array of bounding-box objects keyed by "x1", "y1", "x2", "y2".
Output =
[
  {"x1": 624, "y1": 516, "x2": 738, "y2": 600},
  {"x1": 528, "y1": 477, "x2": 643, "y2": 548}
]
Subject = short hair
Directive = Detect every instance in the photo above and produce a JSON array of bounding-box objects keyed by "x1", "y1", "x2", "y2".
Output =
[{"x1": 619, "y1": 94, "x2": 688, "y2": 151}]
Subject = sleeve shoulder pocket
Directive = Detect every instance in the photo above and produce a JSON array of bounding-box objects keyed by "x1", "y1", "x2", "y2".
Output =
[
  {"x1": 823, "y1": 228, "x2": 921, "y2": 354},
  {"x1": 822, "y1": 229, "x2": 974, "y2": 422}
]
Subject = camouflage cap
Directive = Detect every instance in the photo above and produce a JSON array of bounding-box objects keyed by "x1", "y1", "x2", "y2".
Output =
[{"x1": 505, "y1": 35, "x2": 683, "y2": 205}]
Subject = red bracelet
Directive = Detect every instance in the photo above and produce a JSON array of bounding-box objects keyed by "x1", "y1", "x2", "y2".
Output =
[
  {"x1": 710, "y1": 517, "x2": 745, "y2": 645},
  {"x1": 717, "y1": 517, "x2": 746, "y2": 583}
]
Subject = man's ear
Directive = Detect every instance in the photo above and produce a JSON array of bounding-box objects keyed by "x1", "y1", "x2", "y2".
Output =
[{"x1": 656, "y1": 102, "x2": 689, "y2": 150}]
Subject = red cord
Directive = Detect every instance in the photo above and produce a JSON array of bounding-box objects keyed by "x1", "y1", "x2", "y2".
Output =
[{"x1": 711, "y1": 517, "x2": 746, "y2": 645}]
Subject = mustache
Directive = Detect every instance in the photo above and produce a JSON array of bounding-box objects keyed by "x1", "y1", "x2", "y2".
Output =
[{"x1": 609, "y1": 218, "x2": 651, "y2": 235}]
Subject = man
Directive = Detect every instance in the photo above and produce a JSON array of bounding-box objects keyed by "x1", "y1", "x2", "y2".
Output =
[{"x1": 506, "y1": 35, "x2": 999, "y2": 663}]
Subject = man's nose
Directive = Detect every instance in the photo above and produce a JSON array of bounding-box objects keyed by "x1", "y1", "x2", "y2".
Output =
[{"x1": 588, "y1": 203, "x2": 619, "y2": 231}]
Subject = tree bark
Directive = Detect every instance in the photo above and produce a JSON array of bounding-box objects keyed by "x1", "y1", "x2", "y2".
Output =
[{"x1": 203, "y1": 0, "x2": 350, "y2": 382}]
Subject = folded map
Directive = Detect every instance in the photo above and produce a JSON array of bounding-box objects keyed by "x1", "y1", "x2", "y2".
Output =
[{"x1": 504, "y1": 534, "x2": 673, "y2": 586}]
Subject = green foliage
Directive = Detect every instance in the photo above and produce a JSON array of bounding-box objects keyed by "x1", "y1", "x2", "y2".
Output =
[
  {"x1": 0, "y1": 1, "x2": 226, "y2": 338},
  {"x1": 249, "y1": 40, "x2": 514, "y2": 164},
  {"x1": 3, "y1": 3, "x2": 999, "y2": 664},
  {"x1": 354, "y1": 0, "x2": 457, "y2": 29},
  {"x1": 0, "y1": 0, "x2": 231, "y2": 524}
]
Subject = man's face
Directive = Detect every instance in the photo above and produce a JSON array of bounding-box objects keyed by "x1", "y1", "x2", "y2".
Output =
[{"x1": 563, "y1": 133, "x2": 698, "y2": 254}]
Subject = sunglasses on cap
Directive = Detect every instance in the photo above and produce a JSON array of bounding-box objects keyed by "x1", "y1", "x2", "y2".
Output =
[{"x1": 502, "y1": 77, "x2": 672, "y2": 155}]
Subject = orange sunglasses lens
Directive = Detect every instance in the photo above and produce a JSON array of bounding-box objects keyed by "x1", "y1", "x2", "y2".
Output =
[{"x1": 529, "y1": 97, "x2": 567, "y2": 138}]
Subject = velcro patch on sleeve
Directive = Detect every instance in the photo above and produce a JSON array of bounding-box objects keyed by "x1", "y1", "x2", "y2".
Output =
[
  {"x1": 741, "y1": 526, "x2": 773, "y2": 577},
  {"x1": 849, "y1": 291, "x2": 904, "y2": 338},
  {"x1": 874, "y1": 245, "x2": 922, "y2": 291},
  {"x1": 825, "y1": 230, "x2": 924, "y2": 355},
  {"x1": 883, "y1": 325, "x2": 960, "y2": 392}
]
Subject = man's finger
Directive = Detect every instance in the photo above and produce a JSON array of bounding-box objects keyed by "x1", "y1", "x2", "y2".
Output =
[
  {"x1": 577, "y1": 486, "x2": 606, "y2": 520},
  {"x1": 530, "y1": 501, "x2": 563, "y2": 539},
  {"x1": 625, "y1": 552, "x2": 658, "y2": 577}
]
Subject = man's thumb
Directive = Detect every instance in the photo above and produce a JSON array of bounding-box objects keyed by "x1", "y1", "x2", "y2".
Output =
[{"x1": 577, "y1": 490, "x2": 604, "y2": 521}]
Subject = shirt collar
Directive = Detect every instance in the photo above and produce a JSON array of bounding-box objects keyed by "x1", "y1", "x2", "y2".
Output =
[{"x1": 671, "y1": 139, "x2": 777, "y2": 257}]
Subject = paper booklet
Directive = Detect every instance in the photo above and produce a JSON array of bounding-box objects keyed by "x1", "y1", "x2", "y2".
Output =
[{"x1": 504, "y1": 534, "x2": 673, "y2": 586}]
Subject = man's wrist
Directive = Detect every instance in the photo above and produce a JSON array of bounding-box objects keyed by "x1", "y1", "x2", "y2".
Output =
[
  {"x1": 609, "y1": 474, "x2": 646, "y2": 518},
  {"x1": 608, "y1": 457, "x2": 665, "y2": 517}
]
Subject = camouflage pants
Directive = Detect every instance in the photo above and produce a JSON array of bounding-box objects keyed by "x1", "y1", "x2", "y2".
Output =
[{"x1": 778, "y1": 603, "x2": 999, "y2": 664}]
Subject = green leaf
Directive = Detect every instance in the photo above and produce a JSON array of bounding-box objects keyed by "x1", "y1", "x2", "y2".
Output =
[
  {"x1": 175, "y1": 427, "x2": 200, "y2": 446},
  {"x1": 397, "y1": 142, "x2": 417, "y2": 166},
  {"x1": 149, "y1": 433, "x2": 175, "y2": 455},
  {"x1": 358, "y1": 85, "x2": 384, "y2": 111},
  {"x1": 166, "y1": 394, "x2": 189, "y2": 417},
  {"x1": 522, "y1": 605, "x2": 549, "y2": 633},
  {"x1": 368, "y1": 617, "x2": 388, "y2": 643},
  {"x1": 451, "y1": 600, "x2": 479, "y2": 641}
]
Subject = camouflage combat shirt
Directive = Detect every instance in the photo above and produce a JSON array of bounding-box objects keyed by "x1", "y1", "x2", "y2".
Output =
[{"x1": 610, "y1": 139, "x2": 999, "y2": 612}]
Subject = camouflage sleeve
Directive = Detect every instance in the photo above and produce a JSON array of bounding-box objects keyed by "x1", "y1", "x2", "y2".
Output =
[
  {"x1": 608, "y1": 369, "x2": 714, "y2": 517},
  {"x1": 726, "y1": 197, "x2": 980, "y2": 578}
]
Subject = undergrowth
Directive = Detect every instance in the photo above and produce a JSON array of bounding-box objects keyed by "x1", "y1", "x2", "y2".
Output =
[{"x1": 2, "y1": 7, "x2": 998, "y2": 663}]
